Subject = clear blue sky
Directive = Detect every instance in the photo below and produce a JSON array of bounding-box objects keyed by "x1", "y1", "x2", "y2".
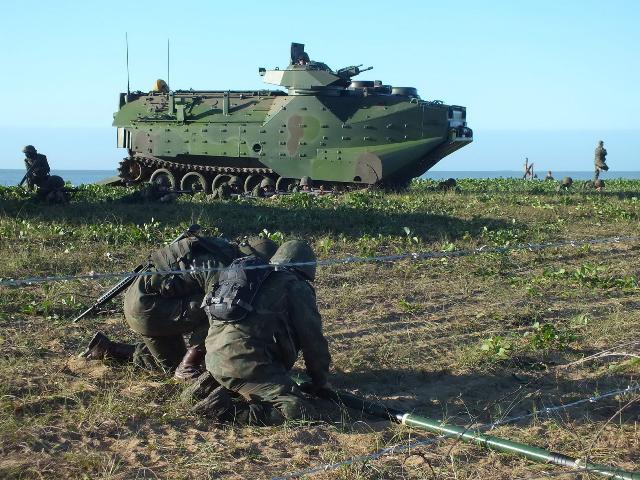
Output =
[{"x1": 1, "y1": 0, "x2": 638, "y2": 171}]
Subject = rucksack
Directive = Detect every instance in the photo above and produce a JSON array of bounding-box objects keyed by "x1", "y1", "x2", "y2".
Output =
[
  {"x1": 149, "y1": 236, "x2": 236, "y2": 272},
  {"x1": 202, "y1": 255, "x2": 273, "y2": 322}
]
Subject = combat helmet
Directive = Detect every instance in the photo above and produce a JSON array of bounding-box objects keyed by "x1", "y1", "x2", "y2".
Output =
[
  {"x1": 238, "y1": 236, "x2": 278, "y2": 260},
  {"x1": 561, "y1": 176, "x2": 573, "y2": 187},
  {"x1": 299, "y1": 176, "x2": 312, "y2": 187},
  {"x1": 260, "y1": 177, "x2": 275, "y2": 189},
  {"x1": 22, "y1": 145, "x2": 36, "y2": 155},
  {"x1": 270, "y1": 240, "x2": 317, "y2": 281}
]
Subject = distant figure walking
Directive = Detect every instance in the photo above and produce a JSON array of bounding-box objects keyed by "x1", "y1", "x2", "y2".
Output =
[
  {"x1": 594, "y1": 140, "x2": 609, "y2": 181},
  {"x1": 545, "y1": 170, "x2": 554, "y2": 181},
  {"x1": 523, "y1": 157, "x2": 534, "y2": 180}
]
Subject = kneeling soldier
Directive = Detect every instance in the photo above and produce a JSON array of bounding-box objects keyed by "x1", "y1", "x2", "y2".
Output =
[
  {"x1": 198, "y1": 240, "x2": 331, "y2": 424},
  {"x1": 82, "y1": 235, "x2": 277, "y2": 380}
]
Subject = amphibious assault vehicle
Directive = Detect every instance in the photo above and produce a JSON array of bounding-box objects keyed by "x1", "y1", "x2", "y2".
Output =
[{"x1": 112, "y1": 43, "x2": 472, "y2": 192}]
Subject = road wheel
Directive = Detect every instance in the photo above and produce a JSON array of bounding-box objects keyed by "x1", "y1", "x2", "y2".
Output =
[
  {"x1": 275, "y1": 177, "x2": 295, "y2": 192},
  {"x1": 149, "y1": 168, "x2": 176, "y2": 189},
  {"x1": 244, "y1": 174, "x2": 261, "y2": 193},
  {"x1": 212, "y1": 174, "x2": 230, "y2": 191},
  {"x1": 180, "y1": 172, "x2": 209, "y2": 193},
  {"x1": 118, "y1": 158, "x2": 148, "y2": 182}
]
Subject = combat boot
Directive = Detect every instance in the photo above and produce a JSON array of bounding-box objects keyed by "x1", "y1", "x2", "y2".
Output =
[
  {"x1": 191, "y1": 385, "x2": 236, "y2": 419},
  {"x1": 80, "y1": 332, "x2": 135, "y2": 362},
  {"x1": 174, "y1": 346, "x2": 205, "y2": 380}
]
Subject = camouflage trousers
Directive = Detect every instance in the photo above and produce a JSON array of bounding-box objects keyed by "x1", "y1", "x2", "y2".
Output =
[
  {"x1": 215, "y1": 373, "x2": 317, "y2": 422},
  {"x1": 124, "y1": 276, "x2": 208, "y2": 371}
]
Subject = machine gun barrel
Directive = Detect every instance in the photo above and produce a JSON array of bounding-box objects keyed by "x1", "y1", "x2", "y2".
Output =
[
  {"x1": 312, "y1": 386, "x2": 640, "y2": 480},
  {"x1": 72, "y1": 224, "x2": 201, "y2": 323}
]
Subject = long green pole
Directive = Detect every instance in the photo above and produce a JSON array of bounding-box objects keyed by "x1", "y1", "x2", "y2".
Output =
[{"x1": 327, "y1": 389, "x2": 640, "y2": 480}]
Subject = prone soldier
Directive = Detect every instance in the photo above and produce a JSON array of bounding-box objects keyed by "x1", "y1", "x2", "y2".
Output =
[
  {"x1": 210, "y1": 176, "x2": 243, "y2": 200},
  {"x1": 120, "y1": 179, "x2": 178, "y2": 203},
  {"x1": 81, "y1": 235, "x2": 278, "y2": 380},
  {"x1": 556, "y1": 176, "x2": 573, "y2": 193},
  {"x1": 436, "y1": 178, "x2": 460, "y2": 192},
  {"x1": 292, "y1": 176, "x2": 313, "y2": 193},
  {"x1": 251, "y1": 177, "x2": 276, "y2": 198}
]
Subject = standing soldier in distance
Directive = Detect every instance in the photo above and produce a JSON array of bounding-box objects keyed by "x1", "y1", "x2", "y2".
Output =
[
  {"x1": 594, "y1": 140, "x2": 609, "y2": 181},
  {"x1": 81, "y1": 236, "x2": 278, "y2": 380}
]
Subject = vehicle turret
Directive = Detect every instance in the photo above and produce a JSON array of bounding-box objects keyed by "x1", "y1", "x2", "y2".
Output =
[{"x1": 260, "y1": 43, "x2": 373, "y2": 95}]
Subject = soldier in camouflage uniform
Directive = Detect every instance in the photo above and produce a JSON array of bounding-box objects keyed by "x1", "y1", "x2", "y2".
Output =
[
  {"x1": 120, "y1": 179, "x2": 178, "y2": 203},
  {"x1": 21, "y1": 145, "x2": 50, "y2": 190},
  {"x1": 209, "y1": 176, "x2": 243, "y2": 200},
  {"x1": 594, "y1": 140, "x2": 609, "y2": 181},
  {"x1": 556, "y1": 176, "x2": 573, "y2": 193},
  {"x1": 252, "y1": 177, "x2": 276, "y2": 197},
  {"x1": 20, "y1": 145, "x2": 70, "y2": 203},
  {"x1": 199, "y1": 240, "x2": 331, "y2": 424},
  {"x1": 436, "y1": 178, "x2": 461, "y2": 192},
  {"x1": 292, "y1": 176, "x2": 313, "y2": 193},
  {"x1": 81, "y1": 236, "x2": 278, "y2": 380}
]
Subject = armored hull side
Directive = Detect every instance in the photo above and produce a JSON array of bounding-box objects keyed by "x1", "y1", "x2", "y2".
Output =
[{"x1": 112, "y1": 44, "x2": 472, "y2": 192}]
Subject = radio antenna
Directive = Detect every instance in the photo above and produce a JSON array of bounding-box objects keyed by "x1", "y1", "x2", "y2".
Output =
[
  {"x1": 125, "y1": 32, "x2": 130, "y2": 95},
  {"x1": 167, "y1": 38, "x2": 170, "y2": 91}
]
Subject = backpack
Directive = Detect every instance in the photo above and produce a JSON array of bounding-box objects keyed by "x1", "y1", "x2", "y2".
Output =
[
  {"x1": 149, "y1": 236, "x2": 236, "y2": 272},
  {"x1": 202, "y1": 255, "x2": 273, "y2": 322}
]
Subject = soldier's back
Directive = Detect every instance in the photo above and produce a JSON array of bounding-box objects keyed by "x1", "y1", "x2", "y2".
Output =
[{"x1": 205, "y1": 271, "x2": 301, "y2": 381}]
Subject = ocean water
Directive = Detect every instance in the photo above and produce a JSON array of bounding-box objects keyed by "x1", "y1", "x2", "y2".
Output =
[
  {"x1": 1, "y1": 169, "x2": 640, "y2": 187},
  {"x1": 0, "y1": 170, "x2": 116, "y2": 187}
]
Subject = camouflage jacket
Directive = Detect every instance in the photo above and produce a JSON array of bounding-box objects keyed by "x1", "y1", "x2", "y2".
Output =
[
  {"x1": 24, "y1": 154, "x2": 50, "y2": 186},
  {"x1": 205, "y1": 270, "x2": 331, "y2": 387},
  {"x1": 594, "y1": 146, "x2": 607, "y2": 167},
  {"x1": 146, "y1": 237, "x2": 239, "y2": 297},
  {"x1": 210, "y1": 183, "x2": 232, "y2": 200}
]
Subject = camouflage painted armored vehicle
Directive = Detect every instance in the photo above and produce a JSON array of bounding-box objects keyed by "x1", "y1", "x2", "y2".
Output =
[{"x1": 113, "y1": 43, "x2": 472, "y2": 192}]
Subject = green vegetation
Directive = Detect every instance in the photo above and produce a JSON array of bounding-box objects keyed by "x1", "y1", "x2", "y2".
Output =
[{"x1": 1, "y1": 179, "x2": 639, "y2": 479}]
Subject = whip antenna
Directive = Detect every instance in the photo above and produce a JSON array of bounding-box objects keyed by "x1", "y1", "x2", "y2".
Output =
[
  {"x1": 167, "y1": 38, "x2": 170, "y2": 90},
  {"x1": 125, "y1": 32, "x2": 130, "y2": 95}
]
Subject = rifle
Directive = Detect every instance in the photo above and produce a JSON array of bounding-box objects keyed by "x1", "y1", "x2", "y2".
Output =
[
  {"x1": 18, "y1": 164, "x2": 37, "y2": 187},
  {"x1": 72, "y1": 223, "x2": 201, "y2": 323}
]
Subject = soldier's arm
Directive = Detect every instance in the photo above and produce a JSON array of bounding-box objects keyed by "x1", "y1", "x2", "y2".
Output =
[{"x1": 287, "y1": 279, "x2": 331, "y2": 387}]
